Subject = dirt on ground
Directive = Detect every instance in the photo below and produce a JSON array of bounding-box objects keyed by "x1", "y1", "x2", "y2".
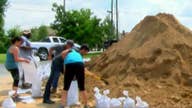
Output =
[{"x1": 87, "y1": 13, "x2": 192, "y2": 108}]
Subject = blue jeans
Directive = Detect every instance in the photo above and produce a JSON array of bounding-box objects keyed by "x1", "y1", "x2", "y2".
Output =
[
  {"x1": 52, "y1": 69, "x2": 61, "y2": 89},
  {"x1": 43, "y1": 63, "x2": 62, "y2": 100}
]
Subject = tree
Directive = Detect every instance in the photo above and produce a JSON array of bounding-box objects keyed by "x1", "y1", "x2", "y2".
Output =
[
  {"x1": 0, "y1": 0, "x2": 7, "y2": 37},
  {"x1": 101, "y1": 16, "x2": 116, "y2": 41},
  {"x1": 7, "y1": 26, "x2": 22, "y2": 38},
  {"x1": 52, "y1": 3, "x2": 106, "y2": 49},
  {"x1": 0, "y1": 0, "x2": 7, "y2": 53},
  {"x1": 31, "y1": 25, "x2": 49, "y2": 41}
]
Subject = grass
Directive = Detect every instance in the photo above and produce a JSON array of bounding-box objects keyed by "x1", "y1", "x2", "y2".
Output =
[
  {"x1": 0, "y1": 54, "x2": 6, "y2": 64},
  {"x1": 0, "y1": 52, "x2": 101, "y2": 64},
  {"x1": 84, "y1": 52, "x2": 101, "y2": 58}
]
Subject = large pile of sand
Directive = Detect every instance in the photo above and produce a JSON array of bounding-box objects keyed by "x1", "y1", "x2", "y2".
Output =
[{"x1": 88, "y1": 13, "x2": 192, "y2": 108}]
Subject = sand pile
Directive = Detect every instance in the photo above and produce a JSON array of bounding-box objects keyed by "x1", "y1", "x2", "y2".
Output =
[{"x1": 88, "y1": 13, "x2": 192, "y2": 108}]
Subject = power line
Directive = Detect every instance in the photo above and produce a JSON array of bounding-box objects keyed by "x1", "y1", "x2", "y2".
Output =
[
  {"x1": 8, "y1": 8, "x2": 52, "y2": 13},
  {"x1": 116, "y1": 0, "x2": 119, "y2": 40}
]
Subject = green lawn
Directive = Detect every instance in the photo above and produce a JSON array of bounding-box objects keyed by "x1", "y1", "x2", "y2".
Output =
[
  {"x1": 0, "y1": 52, "x2": 101, "y2": 64},
  {"x1": 0, "y1": 54, "x2": 6, "y2": 64},
  {"x1": 84, "y1": 52, "x2": 101, "y2": 58}
]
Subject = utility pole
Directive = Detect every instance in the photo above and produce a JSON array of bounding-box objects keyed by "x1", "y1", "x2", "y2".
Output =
[
  {"x1": 115, "y1": 0, "x2": 119, "y2": 40},
  {"x1": 63, "y1": 0, "x2": 66, "y2": 14},
  {"x1": 111, "y1": 0, "x2": 114, "y2": 41}
]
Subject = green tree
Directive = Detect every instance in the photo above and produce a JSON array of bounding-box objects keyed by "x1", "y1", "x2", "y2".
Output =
[
  {"x1": 101, "y1": 16, "x2": 116, "y2": 41},
  {"x1": 7, "y1": 26, "x2": 22, "y2": 38},
  {"x1": 52, "y1": 3, "x2": 105, "y2": 49},
  {"x1": 31, "y1": 25, "x2": 49, "y2": 41},
  {"x1": 0, "y1": 0, "x2": 7, "y2": 53}
]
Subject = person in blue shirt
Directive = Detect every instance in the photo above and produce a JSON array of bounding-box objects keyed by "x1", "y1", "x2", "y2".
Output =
[
  {"x1": 60, "y1": 45, "x2": 90, "y2": 108},
  {"x1": 5, "y1": 37, "x2": 30, "y2": 100}
]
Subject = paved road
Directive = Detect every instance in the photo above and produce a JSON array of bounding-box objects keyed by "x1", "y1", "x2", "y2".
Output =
[{"x1": 0, "y1": 64, "x2": 8, "y2": 77}]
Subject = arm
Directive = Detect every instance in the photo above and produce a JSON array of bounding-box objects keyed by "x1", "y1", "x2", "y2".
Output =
[
  {"x1": 48, "y1": 47, "x2": 54, "y2": 60},
  {"x1": 20, "y1": 36, "x2": 31, "y2": 50},
  {"x1": 11, "y1": 46, "x2": 30, "y2": 63},
  {"x1": 61, "y1": 49, "x2": 71, "y2": 59}
]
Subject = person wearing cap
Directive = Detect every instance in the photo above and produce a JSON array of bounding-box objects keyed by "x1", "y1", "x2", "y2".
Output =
[
  {"x1": 60, "y1": 44, "x2": 90, "y2": 108},
  {"x1": 43, "y1": 40, "x2": 74, "y2": 104},
  {"x1": 19, "y1": 30, "x2": 33, "y2": 89},
  {"x1": 48, "y1": 40, "x2": 74, "y2": 93},
  {"x1": 20, "y1": 30, "x2": 32, "y2": 59}
]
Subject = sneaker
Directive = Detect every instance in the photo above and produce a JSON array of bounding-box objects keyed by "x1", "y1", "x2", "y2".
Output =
[{"x1": 43, "y1": 99, "x2": 55, "y2": 104}]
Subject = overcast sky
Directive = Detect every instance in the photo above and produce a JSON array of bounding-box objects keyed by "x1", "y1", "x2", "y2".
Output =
[{"x1": 4, "y1": 0, "x2": 192, "y2": 32}]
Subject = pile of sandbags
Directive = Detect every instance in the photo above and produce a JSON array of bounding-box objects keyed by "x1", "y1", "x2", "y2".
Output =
[{"x1": 94, "y1": 87, "x2": 149, "y2": 108}]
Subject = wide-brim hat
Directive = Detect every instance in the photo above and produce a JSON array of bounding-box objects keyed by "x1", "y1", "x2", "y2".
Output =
[{"x1": 23, "y1": 30, "x2": 31, "y2": 35}]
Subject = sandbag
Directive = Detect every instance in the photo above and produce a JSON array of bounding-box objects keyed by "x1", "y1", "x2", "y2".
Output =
[
  {"x1": 123, "y1": 91, "x2": 135, "y2": 108},
  {"x1": 2, "y1": 98, "x2": 16, "y2": 108},
  {"x1": 110, "y1": 98, "x2": 122, "y2": 108},
  {"x1": 21, "y1": 61, "x2": 37, "y2": 83},
  {"x1": 31, "y1": 74, "x2": 42, "y2": 98},
  {"x1": 94, "y1": 87, "x2": 102, "y2": 108},
  {"x1": 38, "y1": 61, "x2": 51, "y2": 80},
  {"x1": 97, "y1": 90, "x2": 110, "y2": 108},
  {"x1": 135, "y1": 96, "x2": 149, "y2": 108},
  {"x1": 67, "y1": 80, "x2": 79, "y2": 106}
]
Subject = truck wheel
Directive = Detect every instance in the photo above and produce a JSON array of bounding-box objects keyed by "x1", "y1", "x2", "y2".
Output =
[{"x1": 38, "y1": 48, "x2": 48, "y2": 61}]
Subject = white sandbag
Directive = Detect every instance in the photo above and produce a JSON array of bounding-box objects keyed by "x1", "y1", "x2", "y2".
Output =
[
  {"x1": 94, "y1": 87, "x2": 102, "y2": 108},
  {"x1": 21, "y1": 61, "x2": 37, "y2": 83},
  {"x1": 18, "y1": 63, "x2": 24, "y2": 86},
  {"x1": 2, "y1": 98, "x2": 16, "y2": 108},
  {"x1": 20, "y1": 96, "x2": 35, "y2": 104},
  {"x1": 31, "y1": 74, "x2": 42, "y2": 98},
  {"x1": 135, "y1": 96, "x2": 149, "y2": 108},
  {"x1": 67, "y1": 80, "x2": 79, "y2": 106},
  {"x1": 123, "y1": 90, "x2": 135, "y2": 108},
  {"x1": 110, "y1": 98, "x2": 122, "y2": 108},
  {"x1": 37, "y1": 62, "x2": 51, "y2": 80},
  {"x1": 97, "y1": 89, "x2": 110, "y2": 108}
]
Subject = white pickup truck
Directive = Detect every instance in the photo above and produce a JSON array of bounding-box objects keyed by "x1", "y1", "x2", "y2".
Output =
[{"x1": 31, "y1": 36, "x2": 80, "y2": 60}]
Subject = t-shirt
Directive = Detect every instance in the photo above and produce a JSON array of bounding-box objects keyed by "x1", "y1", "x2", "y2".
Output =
[
  {"x1": 52, "y1": 44, "x2": 66, "y2": 56},
  {"x1": 51, "y1": 45, "x2": 66, "y2": 70},
  {"x1": 20, "y1": 36, "x2": 32, "y2": 59},
  {"x1": 64, "y1": 49, "x2": 83, "y2": 65},
  {"x1": 5, "y1": 48, "x2": 18, "y2": 69}
]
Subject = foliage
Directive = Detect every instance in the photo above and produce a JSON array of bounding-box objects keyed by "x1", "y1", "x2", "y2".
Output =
[
  {"x1": 31, "y1": 25, "x2": 49, "y2": 41},
  {"x1": 0, "y1": 0, "x2": 7, "y2": 36},
  {"x1": 0, "y1": 53, "x2": 6, "y2": 63},
  {"x1": 51, "y1": 3, "x2": 115, "y2": 49},
  {"x1": 7, "y1": 26, "x2": 22, "y2": 38},
  {"x1": 0, "y1": 0, "x2": 7, "y2": 53}
]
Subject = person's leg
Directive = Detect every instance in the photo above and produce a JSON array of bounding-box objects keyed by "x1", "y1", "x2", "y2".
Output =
[
  {"x1": 9, "y1": 69, "x2": 20, "y2": 97},
  {"x1": 61, "y1": 64, "x2": 75, "y2": 106},
  {"x1": 51, "y1": 68, "x2": 61, "y2": 92},
  {"x1": 75, "y1": 63, "x2": 88, "y2": 106},
  {"x1": 43, "y1": 65, "x2": 55, "y2": 104}
]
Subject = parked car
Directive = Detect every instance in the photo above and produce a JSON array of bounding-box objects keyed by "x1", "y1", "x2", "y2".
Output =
[
  {"x1": 31, "y1": 36, "x2": 80, "y2": 60},
  {"x1": 104, "y1": 39, "x2": 118, "y2": 49}
]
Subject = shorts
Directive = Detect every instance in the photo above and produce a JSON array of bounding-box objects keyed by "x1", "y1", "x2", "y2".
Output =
[
  {"x1": 64, "y1": 62, "x2": 85, "y2": 91},
  {"x1": 8, "y1": 68, "x2": 20, "y2": 87}
]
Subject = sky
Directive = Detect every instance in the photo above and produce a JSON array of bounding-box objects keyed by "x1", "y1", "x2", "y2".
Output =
[{"x1": 4, "y1": 0, "x2": 192, "y2": 32}]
